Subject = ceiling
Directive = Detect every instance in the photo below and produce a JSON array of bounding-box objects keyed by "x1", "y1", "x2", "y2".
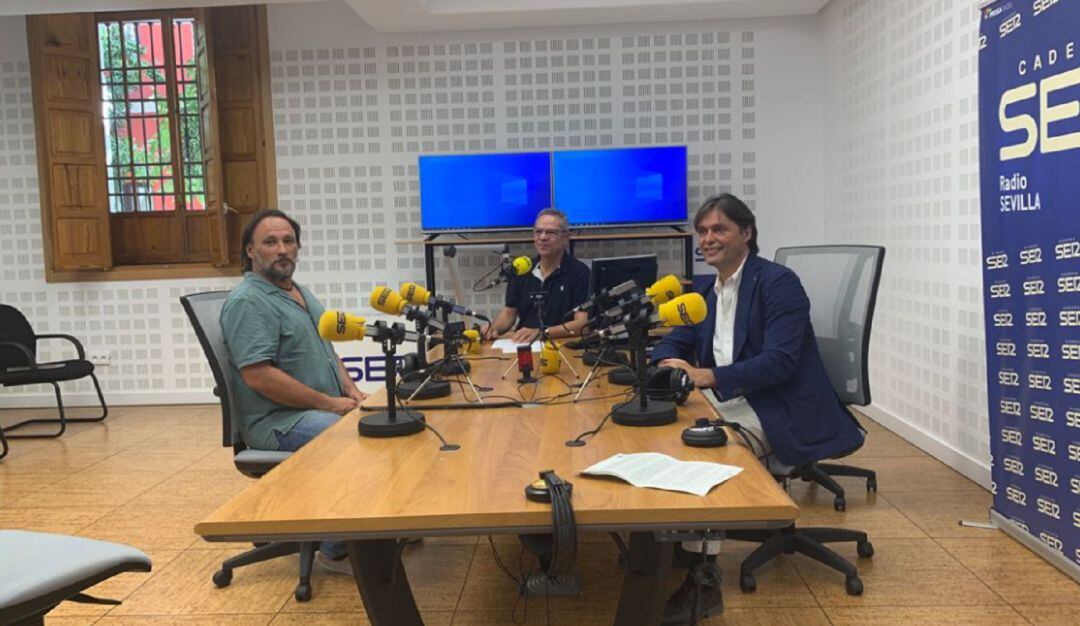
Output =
[{"x1": 0, "y1": 0, "x2": 830, "y2": 32}]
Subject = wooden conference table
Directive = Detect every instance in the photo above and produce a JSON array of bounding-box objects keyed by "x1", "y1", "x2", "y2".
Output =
[{"x1": 196, "y1": 345, "x2": 797, "y2": 625}]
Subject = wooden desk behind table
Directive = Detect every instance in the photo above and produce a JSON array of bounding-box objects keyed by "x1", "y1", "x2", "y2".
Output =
[{"x1": 196, "y1": 345, "x2": 797, "y2": 625}]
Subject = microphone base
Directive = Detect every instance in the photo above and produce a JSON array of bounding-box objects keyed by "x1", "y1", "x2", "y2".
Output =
[
  {"x1": 396, "y1": 377, "x2": 452, "y2": 400},
  {"x1": 607, "y1": 368, "x2": 638, "y2": 386},
  {"x1": 358, "y1": 410, "x2": 426, "y2": 438},
  {"x1": 437, "y1": 358, "x2": 471, "y2": 375},
  {"x1": 611, "y1": 399, "x2": 677, "y2": 427}
]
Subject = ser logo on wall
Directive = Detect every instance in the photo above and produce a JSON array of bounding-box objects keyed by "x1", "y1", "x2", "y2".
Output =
[{"x1": 341, "y1": 356, "x2": 389, "y2": 383}]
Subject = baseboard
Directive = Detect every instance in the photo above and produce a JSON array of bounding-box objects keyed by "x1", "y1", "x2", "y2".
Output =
[
  {"x1": 0, "y1": 389, "x2": 216, "y2": 408},
  {"x1": 990, "y1": 509, "x2": 1080, "y2": 583},
  {"x1": 860, "y1": 403, "x2": 992, "y2": 490}
]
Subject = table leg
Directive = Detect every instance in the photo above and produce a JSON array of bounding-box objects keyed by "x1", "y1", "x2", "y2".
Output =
[
  {"x1": 425, "y1": 245, "x2": 436, "y2": 295},
  {"x1": 614, "y1": 531, "x2": 673, "y2": 626},
  {"x1": 347, "y1": 539, "x2": 423, "y2": 626}
]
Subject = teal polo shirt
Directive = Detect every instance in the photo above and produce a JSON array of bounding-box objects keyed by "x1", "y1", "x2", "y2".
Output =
[{"x1": 220, "y1": 272, "x2": 345, "y2": 450}]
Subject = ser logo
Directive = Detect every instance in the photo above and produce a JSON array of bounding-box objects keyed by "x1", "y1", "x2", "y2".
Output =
[
  {"x1": 1023, "y1": 278, "x2": 1045, "y2": 295},
  {"x1": 341, "y1": 356, "x2": 389, "y2": 383},
  {"x1": 1032, "y1": 435, "x2": 1056, "y2": 455},
  {"x1": 1034, "y1": 465, "x2": 1058, "y2": 487},
  {"x1": 1001, "y1": 427, "x2": 1023, "y2": 445},
  {"x1": 1028, "y1": 373, "x2": 1052, "y2": 391},
  {"x1": 1056, "y1": 241, "x2": 1080, "y2": 260},
  {"x1": 986, "y1": 253, "x2": 1009, "y2": 270},
  {"x1": 1033, "y1": 0, "x2": 1060, "y2": 17},
  {"x1": 1026, "y1": 310, "x2": 1047, "y2": 327},
  {"x1": 999, "y1": 62, "x2": 1080, "y2": 160},
  {"x1": 1037, "y1": 497, "x2": 1061, "y2": 520},
  {"x1": 997, "y1": 339, "x2": 1017, "y2": 356},
  {"x1": 1006, "y1": 485, "x2": 1027, "y2": 506},
  {"x1": 1063, "y1": 343, "x2": 1080, "y2": 360},
  {"x1": 1020, "y1": 247, "x2": 1043, "y2": 264},
  {"x1": 1027, "y1": 340, "x2": 1050, "y2": 358},
  {"x1": 990, "y1": 283, "x2": 1011, "y2": 298},
  {"x1": 1030, "y1": 404, "x2": 1054, "y2": 422},
  {"x1": 1060, "y1": 310, "x2": 1080, "y2": 327},
  {"x1": 1068, "y1": 409, "x2": 1080, "y2": 429},
  {"x1": 999, "y1": 12, "x2": 1021, "y2": 38},
  {"x1": 1039, "y1": 533, "x2": 1064, "y2": 553},
  {"x1": 1074, "y1": 511, "x2": 1080, "y2": 530},
  {"x1": 1072, "y1": 476, "x2": 1080, "y2": 495},
  {"x1": 1066, "y1": 376, "x2": 1080, "y2": 395},
  {"x1": 1000, "y1": 399, "x2": 1022, "y2": 416},
  {"x1": 998, "y1": 370, "x2": 1020, "y2": 386},
  {"x1": 1058, "y1": 275, "x2": 1080, "y2": 293},
  {"x1": 1002, "y1": 456, "x2": 1024, "y2": 476},
  {"x1": 994, "y1": 311, "x2": 1015, "y2": 327},
  {"x1": 1070, "y1": 442, "x2": 1080, "y2": 462}
]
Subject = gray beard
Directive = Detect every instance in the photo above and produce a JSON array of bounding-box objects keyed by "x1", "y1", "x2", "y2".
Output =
[{"x1": 262, "y1": 261, "x2": 295, "y2": 282}]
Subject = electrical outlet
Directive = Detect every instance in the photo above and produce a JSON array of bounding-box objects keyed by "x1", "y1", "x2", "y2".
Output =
[{"x1": 88, "y1": 353, "x2": 111, "y2": 366}]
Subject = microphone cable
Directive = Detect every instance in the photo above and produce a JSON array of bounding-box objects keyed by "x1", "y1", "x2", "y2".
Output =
[
  {"x1": 394, "y1": 396, "x2": 461, "y2": 452},
  {"x1": 564, "y1": 391, "x2": 639, "y2": 447}
]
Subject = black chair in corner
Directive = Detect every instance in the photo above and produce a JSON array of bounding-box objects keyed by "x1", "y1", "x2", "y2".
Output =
[
  {"x1": 728, "y1": 245, "x2": 884, "y2": 597},
  {"x1": 0, "y1": 304, "x2": 108, "y2": 458},
  {"x1": 775, "y1": 245, "x2": 885, "y2": 512},
  {"x1": 179, "y1": 291, "x2": 318, "y2": 602}
]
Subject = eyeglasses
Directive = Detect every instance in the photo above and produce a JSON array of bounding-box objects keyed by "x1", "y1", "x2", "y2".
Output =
[{"x1": 533, "y1": 228, "x2": 567, "y2": 238}]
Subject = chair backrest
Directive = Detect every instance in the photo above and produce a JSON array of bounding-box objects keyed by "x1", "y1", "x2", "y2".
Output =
[
  {"x1": 179, "y1": 291, "x2": 240, "y2": 449},
  {"x1": 0, "y1": 305, "x2": 36, "y2": 370},
  {"x1": 773, "y1": 245, "x2": 884, "y2": 406}
]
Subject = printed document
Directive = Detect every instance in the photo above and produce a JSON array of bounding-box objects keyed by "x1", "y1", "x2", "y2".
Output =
[
  {"x1": 582, "y1": 452, "x2": 743, "y2": 497},
  {"x1": 491, "y1": 338, "x2": 542, "y2": 354}
]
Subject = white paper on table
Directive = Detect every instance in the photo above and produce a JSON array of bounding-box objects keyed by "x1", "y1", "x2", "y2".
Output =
[
  {"x1": 581, "y1": 452, "x2": 743, "y2": 497},
  {"x1": 491, "y1": 338, "x2": 542, "y2": 354}
]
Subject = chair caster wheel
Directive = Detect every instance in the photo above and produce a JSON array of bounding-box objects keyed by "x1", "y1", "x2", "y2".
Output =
[
  {"x1": 295, "y1": 583, "x2": 312, "y2": 602},
  {"x1": 845, "y1": 575, "x2": 863, "y2": 596},
  {"x1": 212, "y1": 568, "x2": 233, "y2": 588},
  {"x1": 739, "y1": 573, "x2": 757, "y2": 593},
  {"x1": 867, "y1": 478, "x2": 878, "y2": 492},
  {"x1": 834, "y1": 496, "x2": 846, "y2": 512},
  {"x1": 857, "y1": 540, "x2": 874, "y2": 559}
]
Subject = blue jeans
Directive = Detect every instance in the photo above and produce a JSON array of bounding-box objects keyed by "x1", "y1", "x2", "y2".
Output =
[{"x1": 275, "y1": 410, "x2": 347, "y2": 560}]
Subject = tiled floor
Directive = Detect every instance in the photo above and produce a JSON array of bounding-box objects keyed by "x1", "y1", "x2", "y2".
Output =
[{"x1": 1, "y1": 405, "x2": 1077, "y2": 625}]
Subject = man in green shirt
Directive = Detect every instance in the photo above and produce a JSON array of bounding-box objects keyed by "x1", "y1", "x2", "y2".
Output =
[{"x1": 220, "y1": 209, "x2": 367, "y2": 571}]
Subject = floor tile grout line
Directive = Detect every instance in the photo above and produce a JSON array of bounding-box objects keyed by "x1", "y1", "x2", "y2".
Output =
[{"x1": 926, "y1": 533, "x2": 1015, "y2": 608}]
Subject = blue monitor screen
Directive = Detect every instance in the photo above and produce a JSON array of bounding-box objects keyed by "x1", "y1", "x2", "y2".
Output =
[
  {"x1": 553, "y1": 146, "x2": 688, "y2": 227},
  {"x1": 419, "y1": 152, "x2": 552, "y2": 232}
]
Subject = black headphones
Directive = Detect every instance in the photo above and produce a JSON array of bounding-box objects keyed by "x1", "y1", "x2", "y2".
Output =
[
  {"x1": 682, "y1": 417, "x2": 729, "y2": 447},
  {"x1": 645, "y1": 366, "x2": 694, "y2": 405},
  {"x1": 396, "y1": 352, "x2": 421, "y2": 376},
  {"x1": 520, "y1": 470, "x2": 577, "y2": 579}
]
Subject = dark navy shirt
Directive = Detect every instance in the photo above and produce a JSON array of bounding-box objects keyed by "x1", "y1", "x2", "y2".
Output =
[{"x1": 505, "y1": 252, "x2": 591, "y2": 330}]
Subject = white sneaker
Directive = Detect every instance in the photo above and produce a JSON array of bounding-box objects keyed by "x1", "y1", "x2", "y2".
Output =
[{"x1": 315, "y1": 552, "x2": 353, "y2": 576}]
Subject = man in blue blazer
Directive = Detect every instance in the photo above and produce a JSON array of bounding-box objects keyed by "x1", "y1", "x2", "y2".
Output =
[{"x1": 651, "y1": 193, "x2": 864, "y2": 624}]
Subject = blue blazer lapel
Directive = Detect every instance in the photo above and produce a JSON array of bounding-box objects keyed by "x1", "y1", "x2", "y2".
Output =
[
  {"x1": 698, "y1": 283, "x2": 718, "y2": 367},
  {"x1": 732, "y1": 255, "x2": 761, "y2": 360}
]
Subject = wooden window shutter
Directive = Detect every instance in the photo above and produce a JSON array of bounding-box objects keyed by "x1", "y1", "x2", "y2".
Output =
[
  {"x1": 193, "y1": 8, "x2": 229, "y2": 266},
  {"x1": 27, "y1": 13, "x2": 113, "y2": 271},
  {"x1": 211, "y1": 4, "x2": 276, "y2": 265}
]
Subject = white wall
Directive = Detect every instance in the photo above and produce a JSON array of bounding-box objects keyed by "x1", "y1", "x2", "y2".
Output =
[
  {"x1": 0, "y1": 1, "x2": 828, "y2": 407},
  {"x1": 821, "y1": 0, "x2": 989, "y2": 486}
]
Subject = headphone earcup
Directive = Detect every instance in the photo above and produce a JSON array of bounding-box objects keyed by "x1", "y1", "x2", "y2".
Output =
[
  {"x1": 646, "y1": 366, "x2": 693, "y2": 405},
  {"x1": 396, "y1": 353, "x2": 420, "y2": 376}
]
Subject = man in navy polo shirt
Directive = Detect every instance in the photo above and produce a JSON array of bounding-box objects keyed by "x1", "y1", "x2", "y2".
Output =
[{"x1": 482, "y1": 208, "x2": 590, "y2": 343}]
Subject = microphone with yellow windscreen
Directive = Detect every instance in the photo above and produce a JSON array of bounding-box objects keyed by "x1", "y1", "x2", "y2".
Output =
[
  {"x1": 646, "y1": 274, "x2": 683, "y2": 304},
  {"x1": 399, "y1": 282, "x2": 432, "y2": 307},
  {"x1": 370, "y1": 286, "x2": 408, "y2": 315},
  {"x1": 462, "y1": 329, "x2": 481, "y2": 353},
  {"x1": 655, "y1": 292, "x2": 708, "y2": 327},
  {"x1": 318, "y1": 310, "x2": 366, "y2": 341},
  {"x1": 539, "y1": 340, "x2": 561, "y2": 374},
  {"x1": 512, "y1": 255, "x2": 533, "y2": 276}
]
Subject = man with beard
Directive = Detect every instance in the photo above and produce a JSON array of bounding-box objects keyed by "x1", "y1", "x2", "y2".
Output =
[{"x1": 221, "y1": 209, "x2": 367, "y2": 572}]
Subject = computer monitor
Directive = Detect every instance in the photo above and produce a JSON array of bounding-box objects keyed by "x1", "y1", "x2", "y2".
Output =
[
  {"x1": 589, "y1": 254, "x2": 659, "y2": 296},
  {"x1": 553, "y1": 145, "x2": 688, "y2": 228},
  {"x1": 419, "y1": 151, "x2": 552, "y2": 232}
]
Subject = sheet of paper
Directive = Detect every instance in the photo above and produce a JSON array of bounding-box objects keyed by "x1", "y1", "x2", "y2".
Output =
[
  {"x1": 582, "y1": 452, "x2": 743, "y2": 497},
  {"x1": 491, "y1": 338, "x2": 542, "y2": 354}
]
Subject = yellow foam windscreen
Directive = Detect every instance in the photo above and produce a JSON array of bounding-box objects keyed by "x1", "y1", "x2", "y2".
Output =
[
  {"x1": 646, "y1": 274, "x2": 683, "y2": 304},
  {"x1": 656, "y1": 293, "x2": 708, "y2": 327},
  {"x1": 318, "y1": 310, "x2": 366, "y2": 341},
  {"x1": 539, "y1": 340, "x2": 561, "y2": 374},
  {"x1": 512, "y1": 255, "x2": 533, "y2": 276},
  {"x1": 399, "y1": 282, "x2": 431, "y2": 306},
  {"x1": 370, "y1": 286, "x2": 406, "y2": 315},
  {"x1": 462, "y1": 328, "x2": 481, "y2": 353}
]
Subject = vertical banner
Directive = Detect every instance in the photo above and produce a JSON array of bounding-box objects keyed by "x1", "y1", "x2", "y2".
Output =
[{"x1": 979, "y1": 0, "x2": 1080, "y2": 576}]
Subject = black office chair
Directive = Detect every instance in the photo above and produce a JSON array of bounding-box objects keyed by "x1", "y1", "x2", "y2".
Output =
[
  {"x1": 728, "y1": 245, "x2": 884, "y2": 596},
  {"x1": 775, "y1": 245, "x2": 884, "y2": 511},
  {"x1": 0, "y1": 304, "x2": 108, "y2": 459},
  {"x1": 179, "y1": 291, "x2": 318, "y2": 602}
]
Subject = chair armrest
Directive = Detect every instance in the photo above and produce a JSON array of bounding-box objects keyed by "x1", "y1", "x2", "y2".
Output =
[
  {"x1": 0, "y1": 340, "x2": 38, "y2": 371},
  {"x1": 34, "y1": 334, "x2": 87, "y2": 360}
]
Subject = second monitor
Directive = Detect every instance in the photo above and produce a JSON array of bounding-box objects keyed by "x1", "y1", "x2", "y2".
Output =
[{"x1": 589, "y1": 254, "x2": 659, "y2": 296}]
